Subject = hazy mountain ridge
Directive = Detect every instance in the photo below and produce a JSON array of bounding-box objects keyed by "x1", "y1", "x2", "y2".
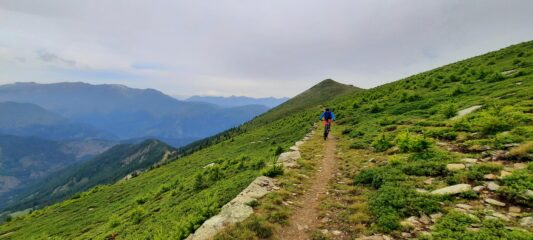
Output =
[
  {"x1": 0, "y1": 82, "x2": 269, "y2": 146},
  {"x1": 186, "y1": 95, "x2": 288, "y2": 108},
  {"x1": 0, "y1": 102, "x2": 116, "y2": 141}
]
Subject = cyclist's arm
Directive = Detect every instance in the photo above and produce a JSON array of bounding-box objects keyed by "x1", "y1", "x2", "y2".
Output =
[
  {"x1": 331, "y1": 112, "x2": 336, "y2": 121},
  {"x1": 319, "y1": 112, "x2": 325, "y2": 120}
]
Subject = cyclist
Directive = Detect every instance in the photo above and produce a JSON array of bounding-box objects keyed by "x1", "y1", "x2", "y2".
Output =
[{"x1": 319, "y1": 108, "x2": 336, "y2": 139}]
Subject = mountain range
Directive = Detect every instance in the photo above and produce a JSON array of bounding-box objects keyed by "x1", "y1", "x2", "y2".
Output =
[
  {"x1": 0, "y1": 82, "x2": 269, "y2": 146},
  {"x1": 186, "y1": 95, "x2": 288, "y2": 108}
]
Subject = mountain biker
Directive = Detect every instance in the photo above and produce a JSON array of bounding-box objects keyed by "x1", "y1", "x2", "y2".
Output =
[{"x1": 319, "y1": 108, "x2": 335, "y2": 139}]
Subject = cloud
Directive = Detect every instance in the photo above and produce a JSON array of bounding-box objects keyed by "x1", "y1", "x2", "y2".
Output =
[
  {"x1": 36, "y1": 51, "x2": 76, "y2": 66},
  {"x1": 0, "y1": 1, "x2": 532, "y2": 97}
]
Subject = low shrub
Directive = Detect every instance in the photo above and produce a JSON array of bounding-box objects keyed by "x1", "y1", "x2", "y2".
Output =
[
  {"x1": 507, "y1": 141, "x2": 533, "y2": 160},
  {"x1": 372, "y1": 135, "x2": 393, "y2": 152},
  {"x1": 395, "y1": 131, "x2": 432, "y2": 153},
  {"x1": 350, "y1": 140, "x2": 368, "y2": 149},
  {"x1": 498, "y1": 170, "x2": 533, "y2": 206},
  {"x1": 401, "y1": 162, "x2": 447, "y2": 176},
  {"x1": 432, "y1": 212, "x2": 533, "y2": 239},
  {"x1": 369, "y1": 184, "x2": 441, "y2": 232},
  {"x1": 354, "y1": 167, "x2": 406, "y2": 189},
  {"x1": 425, "y1": 128, "x2": 458, "y2": 140},
  {"x1": 261, "y1": 164, "x2": 284, "y2": 177}
]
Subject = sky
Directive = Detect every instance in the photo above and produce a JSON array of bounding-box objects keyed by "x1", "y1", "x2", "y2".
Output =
[{"x1": 0, "y1": 1, "x2": 532, "y2": 98}]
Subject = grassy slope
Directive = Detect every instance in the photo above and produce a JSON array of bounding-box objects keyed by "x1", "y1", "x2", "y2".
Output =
[
  {"x1": 0, "y1": 80, "x2": 354, "y2": 239},
  {"x1": 213, "y1": 40, "x2": 533, "y2": 239},
  {"x1": 321, "y1": 41, "x2": 533, "y2": 238}
]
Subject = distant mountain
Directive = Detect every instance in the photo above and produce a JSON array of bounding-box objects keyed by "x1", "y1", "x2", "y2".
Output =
[
  {"x1": 186, "y1": 95, "x2": 288, "y2": 108},
  {"x1": 0, "y1": 102, "x2": 116, "y2": 141},
  {"x1": 0, "y1": 82, "x2": 269, "y2": 146},
  {"x1": 2, "y1": 139, "x2": 175, "y2": 212},
  {"x1": 0, "y1": 134, "x2": 114, "y2": 208}
]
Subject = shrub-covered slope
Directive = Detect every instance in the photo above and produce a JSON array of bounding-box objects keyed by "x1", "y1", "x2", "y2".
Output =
[
  {"x1": 0, "y1": 80, "x2": 353, "y2": 239},
  {"x1": 315, "y1": 41, "x2": 533, "y2": 238},
  {"x1": 2, "y1": 140, "x2": 175, "y2": 214}
]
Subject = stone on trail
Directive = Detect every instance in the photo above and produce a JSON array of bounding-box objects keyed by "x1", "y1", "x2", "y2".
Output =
[
  {"x1": 520, "y1": 217, "x2": 533, "y2": 227},
  {"x1": 509, "y1": 206, "x2": 521, "y2": 213},
  {"x1": 462, "y1": 158, "x2": 478, "y2": 163},
  {"x1": 295, "y1": 141, "x2": 304, "y2": 146},
  {"x1": 487, "y1": 182, "x2": 500, "y2": 191},
  {"x1": 289, "y1": 146, "x2": 299, "y2": 151},
  {"x1": 485, "y1": 198, "x2": 506, "y2": 207},
  {"x1": 431, "y1": 184, "x2": 472, "y2": 195},
  {"x1": 492, "y1": 212, "x2": 510, "y2": 221},
  {"x1": 499, "y1": 170, "x2": 512, "y2": 178},
  {"x1": 446, "y1": 163, "x2": 466, "y2": 171},
  {"x1": 525, "y1": 190, "x2": 533, "y2": 198},
  {"x1": 484, "y1": 174, "x2": 498, "y2": 180},
  {"x1": 473, "y1": 185, "x2": 485, "y2": 192},
  {"x1": 277, "y1": 151, "x2": 301, "y2": 168},
  {"x1": 186, "y1": 176, "x2": 275, "y2": 240},
  {"x1": 430, "y1": 213, "x2": 443, "y2": 222}
]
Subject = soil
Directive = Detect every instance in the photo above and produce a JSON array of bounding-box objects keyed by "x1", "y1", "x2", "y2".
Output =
[{"x1": 277, "y1": 136, "x2": 338, "y2": 240}]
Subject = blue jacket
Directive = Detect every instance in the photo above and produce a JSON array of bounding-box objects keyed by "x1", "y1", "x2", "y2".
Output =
[{"x1": 320, "y1": 111, "x2": 336, "y2": 121}]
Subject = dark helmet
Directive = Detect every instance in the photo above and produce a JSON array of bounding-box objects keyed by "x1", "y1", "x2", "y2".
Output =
[{"x1": 325, "y1": 108, "x2": 330, "y2": 111}]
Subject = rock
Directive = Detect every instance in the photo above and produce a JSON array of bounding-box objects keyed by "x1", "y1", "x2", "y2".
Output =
[
  {"x1": 487, "y1": 182, "x2": 500, "y2": 191},
  {"x1": 419, "y1": 214, "x2": 431, "y2": 225},
  {"x1": 416, "y1": 188, "x2": 429, "y2": 193},
  {"x1": 295, "y1": 141, "x2": 304, "y2": 147},
  {"x1": 462, "y1": 158, "x2": 478, "y2": 163},
  {"x1": 520, "y1": 217, "x2": 533, "y2": 227},
  {"x1": 447, "y1": 163, "x2": 466, "y2": 171},
  {"x1": 473, "y1": 185, "x2": 485, "y2": 192},
  {"x1": 513, "y1": 163, "x2": 527, "y2": 169},
  {"x1": 525, "y1": 190, "x2": 533, "y2": 198},
  {"x1": 456, "y1": 203, "x2": 472, "y2": 210},
  {"x1": 332, "y1": 230, "x2": 342, "y2": 236},
  {"x1": 492, "y1": 212, "x2": 510, "y2": 221},
  {"x1": 431, "y1": 184, "x2": 472, "y2": 195},
  {"x1": 452, "y1": 105, "x2": 482, "y2": 120},
  {"x1": 484, "y1": 174, "x2": 497, "y2": 180},
  {"x1": 401, "y1": 232, "x2": 412, "y2": 238},
  {"x1": 186, "y1": 176, "x2": 275, "y2": 240},
  {"x1": 424, "y1": 178, "x2": 433, "y2": 185},
  {"x1": 356, "y1": 236, "x2": 388, "y2": 240},
  {"x1": 485, "y1": 198, "x2": 506, "y2": 207},
  {"x1": 289, "y1": 146, "x2": 299, "y2": 151},
  {"x1": 430, "y1": 213, "x2": 443, "y2": 222},
  {"x1": 400, "y1": 216, "x2": 421, "y2": 229},
  {"x1": 499, "y1": 170, "x2": 512, "y2": 178},
  {"x1": 203, "y1": 163, "x2": 215, "y2": 168},
  {"x1": 509, "y1": 206, "x2": 521, "y2": 213},
  {"x1": 277, "y1": 151, "x2": 301, "y2": 168}
]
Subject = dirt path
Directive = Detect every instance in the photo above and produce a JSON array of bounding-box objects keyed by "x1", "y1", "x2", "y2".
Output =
[{"x1": 278, "y1": 136, "x2": 337, "y2": 240}]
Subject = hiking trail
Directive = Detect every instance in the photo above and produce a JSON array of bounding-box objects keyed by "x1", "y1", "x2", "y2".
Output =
[{"x1": 277, "y1": 135, "x2": 338, "y2": 240}]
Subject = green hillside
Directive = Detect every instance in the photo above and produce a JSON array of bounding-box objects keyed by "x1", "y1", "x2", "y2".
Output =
[
  {"x1": 0, "y1": 80, "x2": 353, "y2": 239},
  {"x1": 2, "y1": 140, "x2": 175, "y2": 215},
  {"x1": 217, "y1": 40, "x2": 533, "y2": 239}
]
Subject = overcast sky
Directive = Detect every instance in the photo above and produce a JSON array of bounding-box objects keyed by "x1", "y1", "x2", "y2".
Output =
[{"x1": 1, "y1": 1, "x2": 532, "y2": 98}]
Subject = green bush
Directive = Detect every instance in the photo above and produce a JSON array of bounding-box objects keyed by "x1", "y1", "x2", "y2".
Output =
[
  {"x1": 425, "y1": 128, "x2": 457, "y2": 140},
  {"x1": 372, "y1": 135, "x2": 393, "y2": 152},
  {"x1": 129, "y1": 207, "x2": 147, "y2": 224},
  {"x1": 401, "y1": 162, "x2": 447, "y2": 176},
  {"x1": 498, "y1": 170, "x2": 533, "y2": 206},
  {"x1": 354, "y1": 167, "x2": 406, "y2": 189},
  {"x1": 350, "y1": 140, "x2": 368, "y2": 149},
  {"x1": 441, "y1": 103, "x2": 458, "y2": 118},
  {"x1": 486, "y1": 72, "x2": 505, "y2": 82},
  {"x1": 395, "y1": 131, "x2": 432, "y2": 153},
  {"x1": 432, "y1": 212, "x2": 533, "y2": 240},
  {"x1": 108, "y1": 214, "x2": 121, "y2": 228},
  {"x1": 369, "y1": 185, "x2": 441, "y2": 232},
  {"x1": 261, "y1": 164, "x2": 284, "y2": 177},
  {"x1": 466, "y1": 163, "x2": 503, "y2": 181}
]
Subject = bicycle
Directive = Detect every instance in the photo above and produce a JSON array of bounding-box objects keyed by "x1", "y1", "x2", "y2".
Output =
[{"x1": 323, "y1": 120, "x2": 331, "y2": 140}]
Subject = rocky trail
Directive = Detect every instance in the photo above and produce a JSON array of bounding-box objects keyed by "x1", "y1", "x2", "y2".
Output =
[{"x1": 277, "y1": 136, "x2": 338, "y2": 240}]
